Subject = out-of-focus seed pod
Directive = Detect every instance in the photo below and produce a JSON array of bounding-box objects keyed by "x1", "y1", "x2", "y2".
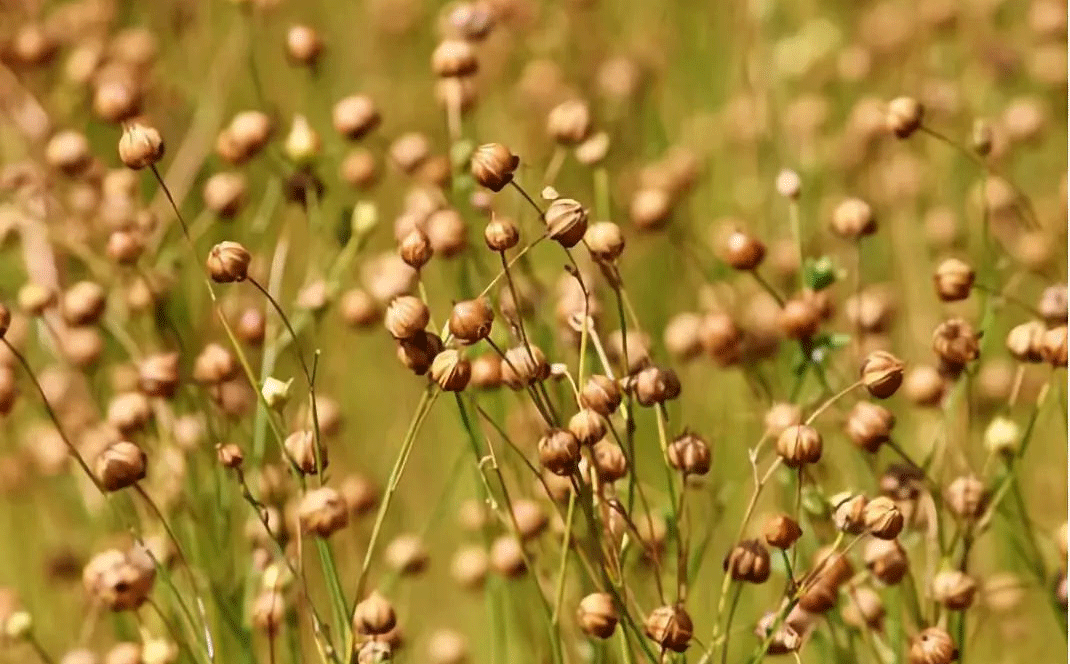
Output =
[
  {"x1": 450, "y1": 544, "x2": 488, "y2": 589},
  {"x1": 864, "y1": 538, "x2": 908, "y2": 585},
  {"x1": 203, "y1": 172, "x2": 248, "y2": 219},
  {"x1": 763, "y1": 514, "x2": 802, "y2": 549},
  {"x1": 798, "y1": 580, "x2": 839, "y2": 613},
  {"x1": 489, "y1": 536, "x2": 526, "y2": 577},
  {"x1": 138, "y1": 352, "x2": 180, "y2": 398},
  {"x1": 755, "y1": 611, "x2": 803, "y2": 655},
  {"x1": 106, "y1": 392, "x2": 152, "y2": 435},
  {"x1": 723, "y1": 229, "x2": 766, "y2": 270},
  {"x1": 776, "y1": 424, "x2": 822, "y2": 467},
  {"x1": 971, "y1": 119, "x2": 993, "y2": 156},
  {"x1": 283, "y1": 115, "x2": 321, "y2": 163},
  {"x1": 95, "y1": 441, "x2": 146, "y2": 491},
  {"x1": 396, "y1": 331, "x2": 443, "y2": 376},
  {"x1": 399, "y1": 229, "x2": 433, "y2": 270},
  {"x1": 629, "y1": 187, "x2": 672, "y2": 231},
  {"x1": 469, "y1": 353, "x2": 501, "y2": 389},
  {"x1": 206, "y1": 242, "x2": 251, "y2": 283},
  {"x1": 332, "y1": 94, "x2": 380, "y2": 140},
  {"x1": 908, "y1": 627, "x2": 957, "y2": 664},
  {"x1": 284, "y1": 430, "x2": 327, "y2": 475},
  {"x1": 568, "y1": 408, "x2": 606, "y2": 447},
  {"x1": 933, "y1": 318, "x2": 980, "y2": 369},
  {"x1": 510, "y1": 498, "x2": 548, "y2": 540},
  {"x1": 340, "y1": 289, "x2": 380, "y2": 330},
  {"x1": 538, "y1": 428, "x2": 580, "y2": 476},
  {"x1": 860, "y1": 350, "x2": 904, "y2": 398},
  {"x1": 932, "y1": 570, "x2": 977, "y2": 610},
  {"x1": 193, "y1": 343, "x2": 237, "y2": 385},
  {"x1": 432, "y1": 39, "x2": 478, "y2": 77},
  {"x1": 933, "y1": 258, "x2": 974, "y2": 302},
  {"x1": 831, "y1": 198, "x2": 876, "y2": 239},
  {"x1": 776, "y1": 168, "x2": 802, "y2": 199},
  {"x1": 285, "y1": 25, "x2": 324, "y2": 66},
  {"x1": 843, "y1": 587, "x2": 885, "y2": 630},
  {"x1": 580, "y1": 374, "x2": 621, "y2": 416},
  {"x1": 863, "y1": 496, "x2": 904, "y2": 539},
  {"x1": 778, "y1": 297, "x2": 820, "y2": 339},
  {"x1": 643, "y1": 604, "x2": 692, "y2": 653},
  {"x1": 426, "y1": 209, "x2": 467, "y2": 258},
  {"x1": 585, "y1": 221, "x2": 625, "y2": 262},
  {"x1": 724, "y1": 539, "x2": 771, "y2": 583},
  {"x1": 666, "y1": 432, "x2": 711, "y2": 476},
  {"x1": 633, "y1": 365, "x2": 681, "y2": 406},
  {"x1": 118, "y1": 123, "x2": 164, "y2": 170},
  {"x1": 577, "y1": 592, "x2": 617, "y2": 639},
  {"x1": 390, "y1": 132, "x2": 431, "y2": 174},
  {"x1": 1005, "y1": 321, "x2": 1045, "y2": 362},
  {"x1": 886, "y1": 96, "x2": 924, "y2": 138},
  {"x1": 430, "y1": 349, "x2": 471, "y2": 392},
  {"x1": 353, "y1": 591, "x2": 396, "y2": 636},
  {"x1": 251, "y1": 590, "x2": 284, "y2": 634},
  {"x1": 764, "y1": 403, "x2": 802, "y2": 437},
  {"x1": 62, "y1": 281, "x2": 107, "y2": 326},
  {"x1": 46, "y1": 130, "x2": 92, "y2": 176},
  {"x1": 845, "y1": 401, "x2": 895, "y2": 452},
  {"x1": 340, "y1": 148, "x2": 379, "y2": 189},
  {"x1": 903, "y1": 365, "x2": 945, "y2": 406},
  {"x1": 471, "y1": 143, "x2": 518, "y2": 192},
  {"x1": 811, "y1": 546, "x2": 854, "y2": 587},
  {"x1": 1038, "y1": 285, "x2": 1068, "y2": 325},
  {"x1": 944, "y1": 475, "x2": 986, "y2": 521},
  {"x1": 298, "y1": 487, "x2": 349, "y2": 537},
  {"x1": 501, "y1": 344, "x2": 550, "y2": 388},
  {"x1": 590, "y1": 439, "x2": 628, "y2": 482},
  {"x1": 215, "y1": 443, "x2": 244, "y2": 470},
  {"x1": 17, "y1": 283, "x2": 54, "y2": 317},
  {"x1": 1041, "y1": 326, "x2": 1068, "y2": 366}
]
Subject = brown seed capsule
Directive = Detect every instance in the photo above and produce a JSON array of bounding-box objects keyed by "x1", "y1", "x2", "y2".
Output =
[
  {"x1": 340, "y1": 289, "x2": 380, "y2": 330},
  {"x1": 107, "y1": 392, "x2": 153, "y2": 435},
  {"x1": 864, "y1": 496, "x2": 904, "y2": 539},
  {"x1": 933, "y1": 258, "x2": 974, "y2": 302},
  {"x1": 544, "y1": 198, "x2": 589, "y2": 248},
  {"x1": 430, "y1": 349, "x2": 471, "y2": 392},
  {"x1": 1005, "y1": 321, "x2": 1045, "y2": 362},
  {"x1": 633, "y1": 365, "x2": 681, "y2": 406},
  {"x1": 251, "y1": 590, "x2": 285, "y2": 634},
  {"x1": 667, "y1": 432, "x2": 711, "y2": 476},
  {"x1": 384, "y1": 295, "x2": 430, "y2": 340},
  {"x1": 193, "y1": 343, "x2": 237, "y2": 385},
  {"x1": 426, "y1": 209, "x2": 467, "y2": 258},
  {"x1": 1041, "y1": 325, "x2": 1068, "y2": 366},
  {"x1": 664, "y1": 312, "x2": 704, "y2": 361},
  {"x1": 396, "y1": 331, "x2": 444, "y2": 376},
  {"x1": 431, "y1": 39, "x2": 478, "y2": 77},
  {"x1": 1038, "y1": 285, "x2": 1068, "y2": 325},
  {"x1": 845, "y1": 401, "x2": 895, "y2": 452},
  {"x1": 644, "y1": 605, "x2": 692, "y2": 653},
  {"x1": 105, "y1": 230, "x2": 144, "y2": 265},
  {"x1": 489, "y1": 535, "x2": 526, "y2": 577},
  {"x1": 118, "y1": 123, "x2": 164, "y2": 170},
  {"x1": 298, "y1": 487, "x2": 349, "y2": 537},
  {"x1": 538, "y1": 428, "x2": 580, "y2": 476},
  {"x1": 904, "y1": 365, "x2": 945, "y2": 406},
  {"x1": 469, "y1": 353, "x2": 502, "y2": 389},
  {"x1": 207, "y1": 242, "x2": 251, "y2": 283},
  {"x1": 723, "y1": 229, "x2": 766, "y2": 270},
  {"x1": 580, "y1": 374, "x2": 621, "y2": 416},
  {"x1": 778, "y1": 298, "x2": 820, "y2": 339},
  {"x1": 577, "y1": 592, "x2": 617, "y2": 639},
  {"x1": 629, "y1": 187, "x2": 672, "y2": 231},
  {"x1": 764, "y1": 403, "x2": 802, "y2": 437},
  {"x1": 887, "y1": 97, "x2": 924, "y2": 138},
  {"x1": 831, "y1": 198, "x2": 876, "y2": 239},
  {"x1": 332, "y1": 95, "x2": 380, "y2": 140},
  {"x1": 511, "y1": 499, "x2": 548, "y2": 540},
  {"x1": 203, "y1": 172, "x2": 247, "y2": 219},
  {"x1": 932, "y1": 319, "x2": 980, "y2": 368},
  {"x1": 864, "y1": 538, "x2": 909, "y2": 585},
  {"x1": 944, "y1": 475, "x2": 986, "y2": 521},
  {"x1": 83, "y1": 547, "x2": 155, "y2": 611},
  {"x1": 471, "y1": 143, "x2": 519, "y2": 192},
  {"x1": 215, "y1": 443, "x2": 243, "y2": 469},
  {"x1": 62, "y1": 281, "x2": 107, "y2": 326},
  {"x1": 568, "y1": 408, "x2": 606, "y2": 446},
  {"x1": 138, "y1": 352, "x2": 180, "y2": 398},
  {"x1": 286, "y1": 25, "x2": 323, "y2": 66},
  {"x1": 448, "y1": 298, "x2": 494, "y2": 343},
  {"x1": 724, "y1": 539, "x2": 771, "y2": 583},
  {"x1": 932, "y1": 570, "x2": 977, "y2": 610},
  {"x1": 399, "y1": 229, "x2": 433, "y2": 270},
  {"x1": 353, "y1": 591, "x2": 396, "y2": 636},
  {"x1": 861, "y1": 350, "x2": 904, "y2": 399},
  {"x1": 484, "y1": 216, "x2": 520, "y2": 251},
  {"x1": 833, "y1": 494, "x2": 869, "y2": 535},
  {"x1": 450, "y1": 544, "x2": 488, "y2": 589},
  {"x1": 501, "y1": 344, "x2": 550, "y2": 388},
  {"x1": 591, "y1": 439, "x2": 628, "y2": 482},
  {"x1": 776, "y1": 424, "x2": 822, "y2": 467},
  {"x1": 46, "y1": 130, "x2": 92, "y2": 175},
  {"x1": 585, "y1": 221, "x2": 625, "y2": 262},
  {"x1": 909, "y1": 627, "x2": 957, "y2": 664},
  {"x1": 798, "y1": 580, "x2": 839, "y2": 613},
  {"x1": 96, "y1": 441, "x2": 147, "y2": 491},
  {"x1": 547, "y1": 100, "x2": 592, "y2": 145},
  {"x1": 226, "y1": 110, "x2": 273, "y2": 161},
  {"x1": 763, "y1": 514, "x2": 803, "y2": 549},
  {"x1": 842, "y1": 587, "x2": 885, "y2": 630},
  {"x1": 340, "y1": 148, "x2": 379, "y2": 190},
  {"x1": 810, "y1": 547, "x2": 854, "y2": 588}
]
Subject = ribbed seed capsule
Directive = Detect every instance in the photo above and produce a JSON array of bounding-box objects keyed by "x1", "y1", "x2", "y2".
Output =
[
  {"x1": 776, "y1": 424, "x2": 822, "y2": 467},
  {"x1": 537, "y1": 428, "x2": 580, "y2": 476},
  {"x1": 666, "y1": 432, "x2": 711, "y2": 475},
  {"x1": 643, "y1": 605, "x2": 692, "y2": 653},
  {"x1": 576, "y1": 592, "x2": 618, "y2": 639}
]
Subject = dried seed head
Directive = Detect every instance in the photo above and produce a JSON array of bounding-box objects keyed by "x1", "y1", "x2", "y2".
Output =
[
  {"x1": 778, "y1": 297, "x2": 821, "y2": 339},
  {"x1": 775, "y1": 168, "x2": 802, "y2": 199},
  {"x1": 864, "y1": 538, "x2": 909, "y2": 585},
  {"x1": 285, "y1": 25, "x2": 324, "y2": 65},
  {"x1": 887, "y1": 96, "x2": 924, "y2": 138},
  {"x1": 577, "y1": 592, "x2": 617, "y2": 639},
  {"x1": 353, "y1": 591, "x2": 396, "y2": 636},
  {"x1": 1005, "y1": 320, "x2": 1046, "y2": 362},
  {"x1": 46, "y1": 130, "x2": 92, "y2": 175},
  {"x1": 484, "y1": 216, "x2": 520, "y2": 251},
  {"x1": 448, "y1": 298, "x2": 494, "y2": 343},
  {"x1": 469, "y1": 353, "x2": 502, "y2": 389},
  {"x1": 798, "y1": 581, "x2": 839, "y2": 613},
  {"x1": 544, "y1": 198, "x2": 589, "y2": 248},
  {"x1": 105, "y1": 230, "x2": 144, "y2": 265},
  {"x1": 215, "y1": 443, "x2": 244, "y2": 470},
  {"x1": 846, "y1": 401, "x2": 895, "y2": 452},
  {"x1": 431, "y1": 39, "x2": 478, "y2": 77},
  {"x1": 471, "y1": 143, "x2": 518, "y2": 192},
  {"x1": 284, "y1": 430, "x2": 327, "y2": 475},
  {"x1": 538, "y1": 428, "x2": 580, "y2": 476},
  {"x1": 633, "y1": 365, "x2": 681, "y2": 406},
  {"x1": 944, "y1": 475, "x2": 987, "y2": 521},
  {"x1": 864, "y1": 496, "x2": 904, "y2": 539},
  {"x1": 138, "y1": 352, "x2": 181, "y2": 398},
  {"x1": 430, "y1": 349, "x2": 471, "y2": 392},
  {"x1": 62, "y1": 281, "x2": 107, "y2": 326},
  {"x1": 933, "y1": 258, "x2": 974, "y2": 302},
  {"x1": 831, "y1": 198, "x2": 876, "y2": 239},
  {"x1": 580, "y1": 374, "x2": 621, "y2": 416},
  {"x1": 510, "y1": 498, "x2": 548, "y2": 540},
  {"x1": 207, "y1": 241, "x2": 251, "y2": 283},
  {"x1": 909, "y1": 627, "x2": 957, "y2": 664},
  {"x1": 842, "y1": 587, "x2": 885, "y2": 631},
  {"x1": 860, "y1": 350, "x2": 905, "y2": 398},
  {"x1": 489, "y1": 535, "x2": 526, "y2": 577},
  {"x1": 723, "y1": 539, "x2": 771, "y2": 583},
  {"x1": 629, "y1": 187, "x2": 672, "y2": 231},
  {"x1": 118, "y1": 123, "x2": 164, "y2": 170},
  {"x1": 932, "y1": 318, "x2": 980, "y2": 368},
  {"x1": 664, "y1": 312, "x2": 704, "y2": 361},
  {"x1": 932, "y1": 570, "x2": 977, "y2": 610},
  {"x1": 755, "y1": 612, "x2": 803, "y2": 655},
  {"x1": 591, "y1": 439, "x2": 628, "y2": 482},
  {"x1": 501, "y1": 344, "x2": 550, "y2": 388},
  {"x1": 1038, "y1": 285, "x2": 1068, "y2": 325},
  {"x1": 193, "y1": 343, "x2": 237, "y2": 385},
  {"x1": 450, "y1": 544, "x2": 488, "y2": 589},
  {"x1": 203, "y1": 172, "x2": 248, "y2": 218},
  {"x1": 107, "y1": 392, "x2": 153, "y2": 435},
  {"x1": 575, "y1": 131, "x2": 610, "y2": 166},
  {"x1": 547, "y1": 100, "x2": 592, "y2": 145},
  {"x1": 332, "y1": 95, "x2": 380, "y2": 140},
  {"x1": 723, "y1": 229, "x2": 766, "y2": 270},
  {"x1": 568, "y1": 408, "x2": 606, "y2": 446},
  {"x1": 390, "y1": 132, "x2": 431, "y2": 173},
  {"x1": 384, "y1": 295, "x2": 430, "y2": 340},
  {"x1": 95, "y1": 441, "x2": 146, "y2": 491},
  {"x1": 667, "y1": 432, "x2": 711, "y2": 476},
  {"x1": 224, "y1": 110, "x2": 273, "y2": 162},
  {"x1": 83, "y1": 547, "x2": 155, "y2": 611},
  {"x1": 903, "y1": 365, "x2": 945, "y2": 406},
  {"x1": 1041, "y1": 325, "x2": 1068, "y2": 366},
  {"x1": 776, "y1": 424, "x2": 822, "y2": 467},
  {"x1": 340, "y1": 148, "x2": 379, "y2": 189},
  {"x1": 340, "y1": 289, "x2": 380, "y2": 329},
  {"x1": 644, "y1": 604, "x2": 692, "y2": 653},
  {"x1": 584, "y1": 221, "x2": 625, "y2": 262},
  {"x1": 298, "y1": 487, "x2": 349, "y2": 537},
  {"x1": 426, "y1": 209, "x2": 467, "y2": 258},
  {"x1": 399, "y1": 228, "x2": 433, "y2": 269},
  {"x1": 983, "y1": 415, "x2": 1020, "y2": 456},
  {"x1": 833, "y1": 494, "x2": 869, "y2": 534},
  {"x1": 396, "y1": 331, "x2": 444, "y2": 375},
  {"x1": 763, "y1": 514, "x2": 803, "y2": 549}
]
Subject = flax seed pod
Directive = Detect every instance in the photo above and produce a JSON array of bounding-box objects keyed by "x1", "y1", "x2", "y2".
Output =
[
  {"x1": 384, "y1": 534, "x2": 428, "y2": 575},
  {"x1": 778, "y1": 297, "x2": 820, "y2": 339},
  {"x1": 568, "y1": 408, "x2": 606, "y2": 446},
  {"x1": 484, "y1": 216, "x2": 519, "y2": 251},
  {"x1": 776, "y1": 424, "x2": 822, "y2": 467},
  {"x1": 932, "y1": 570, "x2": 977, "y2": 610},
  {"x1": 118, "y1": 123, "x2": 164, "y2": 170},
  {"x1": 831, "y1": 198, "x2": 876, "y2": 239},
  {"x1": 887, "y1": 97, "x2": 923, "y2": 138},
  {"x1": 501, "y1": 344, "x2": 549, "y2": 388},
  {"x1": 833, "y1": 494, "x2": 868, "y2": 534},
  {"x1": 1041, "y1": 326, "x2": 1068, "y2": 366},
  {"x1": 864, "y1": 538, "x2": 908, "y2": 585},
  {"x1": 95, "y1": 441, "x2": 146, "y2": 491},
  {"x1": 577, "y1": 592, "x2": 617, "y2": 639},
  {"x1": 332, "y1": 94, "x2": 380, "y2": 140},
  {"x1": 284, "y1": 430, "x2": 327, "y2": 475},
  {"x1": 399, "y1": 229, "x2": 432, "y2": 270},
  {"x1": 298, "y1": 487, "x2": 349, "y2": 537},
  {"x1": 538, "y1": 428, "x2": 580, "y2": 476},
  {"x1": 933, "y1": 319, "x2": 980, "y2": 369},
  {"x1": 944, "y1": 475, "x2": 986, "y2": 521},
  {"x1": 667, "y1": 432, "x2": 711, "y2": 476},
  {"x1": 723, "y1": 228, "x2": 766, "y2": 270},
  {"x1": 353, "y1": 591, "x2": 396, "y2": 636},
  {"x1": 585, "y1": 221, "x2": 625, "y2": 262},
  {"x1": 633, "y1": 365, "x2": 681, "y2": 406},
  {"x1": 629, "y1": 187, "x2": 672, "y2": 231},
  {"x1": 863, "y1": 496, "x2": 904, "y2": 539},
  {"x1": 544, "y1": 198, "x2": 588, "y2": 248},
  {"x1": 397, "y1": 331, "x2": 443, "y2": 375},
  {"x1": 860, "y1": 350, "x2": 904, "y2": 398},
  {"x1": 643, "y1": 605, "x2": 692, "y2": 653},
  {"x1": 845, "y1": 401, "x2": 894, "y2": 452},
  {"x1": 385, "y1": 295, "x2": 430, "y2": 340},
  {"x1": 904, "y1": 365, "x2": 945, "y2": 406},
  {"x1": 590, "y1": 439, "x2": 628, "y2": 482},
  {"x1": 547, "y1": 100, "x2": 591, "y2": 145},
  {"x1": 207, "y1": 242, "x2": 251, "y2": 283},
  {"x1": 763, "y1": 515, "x2": 802, "y2": 549},
  {"x1": 909, "y1": 627, "x2": 957, "y2": 664},
  {"x1": 580, "y1": 374, "x2": 621, "y2": 415},
  {"x1": 62, "y1": 281, "x2": 106, "y2": 326},
  {"x1": 286, "y1": 25, "x2": 323, "y2": 66},
  {"x1": 471, "y1": 143, "x2": 518, "y2": 192},
  {"x1": 203, "y1": 172, "x2": 247, "y2": 219},
  {"x1": 449, "y1": 298, "x2": 493, "y2": 344},
  {"x1": 933, "y1": 258, "x2": 974, "y2": 301},
  {"x1": 430, "y1": 349, "x2": 471, "y2": 392},
  {"x1": 724, "y1": 540, "x2": 771, "y2": 583},
  {"x1": 489, "y1": 536, "x2": 526, "y2": 577}
]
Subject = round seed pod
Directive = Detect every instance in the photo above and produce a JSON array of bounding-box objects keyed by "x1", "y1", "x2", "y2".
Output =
[
  {"x1": 95, "y1": 441, "x2": 146, "y2": 491},
  {"x1": 845, "y1": 401, "x2": 895, "y2": 452},
  {"x1": 864, "y1": 538, "x2": 908, "y2": 585},
  {"x1": 932, "y1": 319, "x2": 980, "y2": 368},
  {"x1": 203, "y1": 172, "x2": 247, "y2": 219},
  {"x1": 590, "y1": 439, "x2": 628, "y2": 482},
  {"x1": 431, "y1": 39, "x2": 478, "y2": 77},
  {"x1": 46, "y1": 130, "x2": 92, "y2": 175},
  {"x1": 251, "y1": 590, "x2": 285, "y2": 634},
  {"x1": 798, "y1": 580, "x2": 839, "y2": 613},
  {"x1": 283, "y1": 115, "x2": 321, "y2": 163},
  {"x1": 353, "y1": 591, "x2": 396, "y2": 636},
  {"x1": 396, "y1": 331, "x2": 444, "y2": 375},
  {"x1": 106, "y1": 392, "x2": 152, "y2": 435},
  {"x1": 860, "y1": 350, "x2": 904, "y2": 398},
  {"x1": 568, "y1": 408, "x2": 606, "y2": 446},
  {"x1": 399, "y1": 229, "x2": 432, "y2": 270},
  {"x1": 62, "y1": 281, "x2": 107, "y2": 326},
  {"x1": 332, "y1": 95, "x2": 380, "y2": 140},
  {"x1": 1005, "y1": 321, "x2": 1045, "y2": 362},
  {"x1": 778, "y1": 297, "x2": 820, "y2": 339},
  {"x1": 933, "y1": 258, "x2": 974, "y2": 302},
  {"x1": 298, "y1": 487, "x2": 349, "y2": 537},
  {"x1": 426, "y1": 209, "x2": 467, "y2": 258},
  {"x1": 538, "y1": 428, "x2": 580, "y2": 476},
  {"x1": 384, "y1": 295, "x2": 430, "y2": 340},
  {"x1": 285, "y1": 25, "x2": 323, "y2": 66},
  {"x1": 226, "y1": 110, "x2": 273, "y2": 161},
  {"x1": 390, "y1": 132, "x2": 431, "y2": 174},
  {"x1": 811, "y1": 545, "x2": 854, "y2": 587},
  {"x1": 908, "y1": 627, "x2": 957, "y2": 664},
  {"x1": 340, "y1": 289, "x2": 380, "y2": 330},
  {"x1": 547, "y1": 100, "x2": 591, "y2": 145},
  {"x1": 501, "y1": 344, "x2": 550, "y2": 388},
  {"x1": 93, "y1": 78, "x2": 141, "y2": 124},
  {"x1": 484, "y1": 216, "x2": 519, "y2": 251},
  {"x1": 831, "y1": 198, "x2": 876, "y2": 239},
  {"x1": 17, "y1": 283, "x2": 55, "y2": 316},
  {"x1": 585, "y1": 221, "x2": 625, "y2": 262},
  {"x1": 776, "y1": 168, "x2": 802, "y2": 199},
  {"x1": 577, "y1": 592, "x2": 617, "y2": 639},
  {"x1": 887, "y1": 97, "x2": 924, "y2": 138},
  {"x1": 471, "y1": 143, "x2": 518, "y2": 192},
  {"x1": 944, "y1": 475, "x2": 987, "y2": 521},
  {"x1": 340, "y1": 148, "x2": 378, "y2": 189},
  {"x1": 489, "y1": 536, "x2": 526, "y2": 577},
  {"x1": 833, "y1": 494, "x2": 869, "y2": 535},
  {"x1": 580, "y1": 375, "x2": 621, "y2": 416},
  {"x1": 903, "y1": 365, "x2": 945, "y2": 406},
  {"x1": 469, "y1": 353, "x2": 502, "y2": 389},
  {"x1": 633, "y1": 365, "x2": 681, "y2": 406},
  {"x1": 1038, "y1": 285, "x2": 1068, "y2": 325},
  {"x1": 1041, "y1": 325, "x2": 1068, "y2": 366},
  {"x1": 723, "y1": 540, "x2": 771, "y2": 583},
  {"x1": 843, "y1": 587, "x2": 885, "y2": 630},
  {"x1": 629, "y1": 187, "x2": 672, "y2": 231},
  {"x1": 193, "y1": 343, "x2": 237, "y2": 385},
  {"x1": 426, "y1": 629, "x2": 466, "y2": 664},
  {"x1": 510, "y1": 499, "x2": 548, "y2": 540},
  {"x1": 755, "y1": 611, "x2": 803, "y2": 655},
  {"x1": 118, "y1": 123, "x2": 164, "y2": 170},
  {"x1": 449, "y1": 298, "x2": 494, "y2": 343},
  {"x1": 138, "y1": 352, "x2": 180, "y2": 398},
  {"x1": 763, "y1": 514, "x2": 802, "y2": 549},
  {"x1": 284, "y1": 430, "x2": 327, "y2": 475},
  {"x1": 106, "y1": 230, "x2": 144, "y2": 264},
  {"x1": 723, "y1": 229, "x2": 766, "y2": 270},
  {"x1": 429, "y1": 349, "x2": 471, "y2": 392},
  {"x1": 863, "y1": 496, "x2": 904, "y2": 539},
  {"x1": 384, "y1": 534, "x2": 428, "y2": 575},
  {"x1": 575, "y1": 131, "x2": 610, "y2": 166},
  {"x1": 450, "y1": 544, "x2": 488, "y2": 589},
  {"x1": 544, "y1": 198, "x2": 588, "y2": 248},
  {"x1": 207, "y1": 242, "x2": 251, "y2": 283},
  {"x1": 215, "y1": 443, "x2": 244, "y2": 470},
  {"x1": 764, "y1": 403, "x2": 802, "y2": 437},
  {"x1": 667, "y1": 432, "x2": 711, "y2": 476},
  {"x1": 932, "y1": 570, "x2": 977, "y2": 610},
  {"x1": 643, "y1": 605, "x2": 692, "y2": 653},
  {"x1": 776, "y1": 425, "x2": 822, "y2": 467}
]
